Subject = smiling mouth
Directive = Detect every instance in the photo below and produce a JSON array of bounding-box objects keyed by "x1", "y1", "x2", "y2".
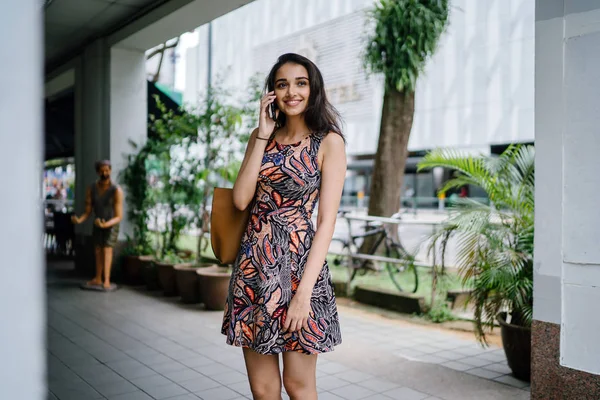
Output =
[{"x1": 285, "y1": 100, "x2": 302, "y2": 106}]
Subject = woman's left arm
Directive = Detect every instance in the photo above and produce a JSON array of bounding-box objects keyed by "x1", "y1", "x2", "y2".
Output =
[{"x1": 283, "y1": 133, "x2": 347, "y2": 333}]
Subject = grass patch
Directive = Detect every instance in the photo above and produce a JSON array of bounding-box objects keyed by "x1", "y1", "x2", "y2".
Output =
[{"x1": 327, "y1": 255, "x2": 466, "y2": 308}]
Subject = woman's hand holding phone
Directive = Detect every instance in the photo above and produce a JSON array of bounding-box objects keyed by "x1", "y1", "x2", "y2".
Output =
[{"x1": 258, "y1": 91, "x2": 278, "y2": 139}]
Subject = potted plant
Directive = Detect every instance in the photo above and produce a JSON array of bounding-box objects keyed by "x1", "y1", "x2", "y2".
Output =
[
  {"x1": 142, "y1": 258, "x2": 160, "y2": 291},
  {"x1": 175, "y1": 259, "x2": 216, "y2": 304},
  {"x1": 145, "y1": 98, "x2": 200, "y2": 297},
  {"x1": 172, "y1": 84, "x2": 255, "y2": 265},
  {"x1": 418, "y1": 145, "x2": 534, "y2": 381},
  {"x1": 145, "y1": 79, "x2": 258, "y2": 303},
  {"x1": 196, "y1": 263, "x2": 232, "y2": 311},
  {"x1": 121, "y1": 237, "x2": 154, "y2": 286},
  {"x1": 119, "y1": 135, "x2": 156, "y2": 285},
  {"x1": 156, "y1": 251, "x2": 193, "y2": 297}
]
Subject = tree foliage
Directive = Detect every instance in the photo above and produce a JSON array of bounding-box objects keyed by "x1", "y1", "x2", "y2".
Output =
[{"x1": 364, "y1": 0, "x2": 450, "y2": 92}]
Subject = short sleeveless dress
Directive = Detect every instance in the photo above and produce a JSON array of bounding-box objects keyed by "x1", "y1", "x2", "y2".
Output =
[{"x1": 221, "y1": 133, "x2": 342, "y2": 355}]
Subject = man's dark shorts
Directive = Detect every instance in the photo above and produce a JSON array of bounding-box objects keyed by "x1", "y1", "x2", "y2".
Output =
[{"x1": 92, "y1": 225, "x2": 120, "y2": 248}]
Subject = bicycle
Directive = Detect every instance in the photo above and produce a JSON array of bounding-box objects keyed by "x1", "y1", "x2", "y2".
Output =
[{"x1": 331, "y1": 211, "x2": 419, "y2": 293}]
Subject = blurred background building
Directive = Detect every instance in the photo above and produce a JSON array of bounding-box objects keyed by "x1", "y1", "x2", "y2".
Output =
[{"x1": 167, "y1": 0, "x2": 535, "y2": 207}]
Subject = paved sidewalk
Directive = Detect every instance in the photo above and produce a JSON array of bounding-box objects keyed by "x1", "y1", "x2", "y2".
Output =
[{"x1": 47, "y1": 264, "x2": 529, "y2": 400}]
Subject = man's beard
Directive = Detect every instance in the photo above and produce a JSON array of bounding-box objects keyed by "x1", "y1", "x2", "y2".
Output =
[{"x1": 100, "y1": 175, "x2": 110, "y2": 181}]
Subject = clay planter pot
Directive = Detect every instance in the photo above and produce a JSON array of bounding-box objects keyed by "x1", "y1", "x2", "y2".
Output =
[
  {"x1": 123, "y1": 255, "x2": 152, "y2": 285},
  {"x1": 497, "y1": 312, "x2": 531, "y2": 381},
  {"x1": 157, "y1": 261, "x2": 193, "y2": 296},
  {"x1": 175, "y1": 263, "x2": 216, "y2": 304},
  {"x1": 196, "y1": 265, "x2": 232, "y2": 311},
  {"x1": 142, "y1": 259, "x2": 160, "y2": 291}
]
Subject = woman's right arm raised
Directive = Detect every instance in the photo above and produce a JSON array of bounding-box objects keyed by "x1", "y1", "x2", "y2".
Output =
[{"x1": 232, "y1": 91, "x2": 278, "y2": 210}]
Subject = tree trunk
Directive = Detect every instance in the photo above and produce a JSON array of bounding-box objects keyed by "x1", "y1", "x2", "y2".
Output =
[
  {"x1": 360, "y1": 88, "x2": 414, "y2": 254},
  {"x1": 368, "y1": 88, "x2": 415, "y2": 218}
]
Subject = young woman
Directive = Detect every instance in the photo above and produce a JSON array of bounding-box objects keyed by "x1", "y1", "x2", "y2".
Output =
[{"x1": 222, "y1": 53, "x2": 347, "y2": 400}]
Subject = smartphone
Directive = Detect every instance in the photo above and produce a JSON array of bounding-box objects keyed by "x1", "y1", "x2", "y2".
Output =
[
  {"x1": 266, "y1": 85, "x2": 277, "y2": 120},
  {"x1": 270, "y1": 102, "x2": 278, "y2": 121}
]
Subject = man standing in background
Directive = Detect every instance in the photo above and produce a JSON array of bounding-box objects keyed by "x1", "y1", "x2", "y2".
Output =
[{"x1": 71, "y1": 160, "x2": 123, "y2": 290}]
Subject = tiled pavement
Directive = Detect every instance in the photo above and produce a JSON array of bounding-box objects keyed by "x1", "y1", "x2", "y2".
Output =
[{"x1": 47, "y1": 264, "x2": 530, "y2": 400}]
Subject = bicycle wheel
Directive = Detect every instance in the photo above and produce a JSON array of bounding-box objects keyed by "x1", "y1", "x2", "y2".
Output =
[{"x1": 385, "y1": 243, "x2": 419, "y2": 293}]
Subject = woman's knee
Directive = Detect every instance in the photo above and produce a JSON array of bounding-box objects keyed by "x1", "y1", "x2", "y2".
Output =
[
  {"x1": 249, "y1": 379, "x2": 281, "y2": 399},
  {"x1": 243, "y1": 349, "x2": 282, "y2": 400},
  {"x1": 282, "y1": 371, "x2": 315, "y2": 399}
]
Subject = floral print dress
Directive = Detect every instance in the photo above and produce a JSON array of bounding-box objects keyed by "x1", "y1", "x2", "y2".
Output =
[{"x1": 221, "y1": 133, "x2": 342, "y2": 355}]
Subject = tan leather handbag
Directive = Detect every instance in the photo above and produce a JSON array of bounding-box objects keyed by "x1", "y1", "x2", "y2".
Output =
[{"x1": 210, "y1": 187, "x2": 250, "y2": 265}]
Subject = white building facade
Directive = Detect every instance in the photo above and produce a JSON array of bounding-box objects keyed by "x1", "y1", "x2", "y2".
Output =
[
  {"x1": 177, "y1": 0, "x2": 534, "y2": 203},
  {"x1": 182, "y1": 0, "x2": 534, "y2": 153}
]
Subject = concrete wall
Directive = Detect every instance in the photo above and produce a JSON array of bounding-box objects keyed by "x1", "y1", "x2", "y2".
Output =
[
  {"x1": 183, "y1": 0, "x2": 534, "y2": 156},
  {"x1": 0, "y1": 0, "x2": 46, "y2": 398},
  {"x1": 534, "y1": 0, "x2": 600, "y2": 375}
]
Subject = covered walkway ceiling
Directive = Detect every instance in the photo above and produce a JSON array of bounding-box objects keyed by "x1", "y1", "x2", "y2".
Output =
[
  {"x1": 44, "y1": 0, "x2": 166, "y2": 71},
  {"x1": 43, "y1": 0, "x2": 253, "y2": 161},
  {"x1": 44, "y1": 0, "x2": 253, "y2": 73}
]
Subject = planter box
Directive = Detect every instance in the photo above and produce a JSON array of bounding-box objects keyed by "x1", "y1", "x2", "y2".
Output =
[
  {"x1": 157, "y1": 262, "x2": 192, "y2": 296},
  {"x1": 498, "y1": 312, "x2": 531, "y2": 381},
  {"x1": 197, "y1": 266, "x2": 231, "y2": 311},
  {"x1": 353, "y1": 285, "x2": 425, "y2": 314},
  {"x1": 142, "y1": 259, "x2": 160, "y2": 291},
  {"x1": 175, "y1": 263, "x2": 216, "y2": 304},
  {"x1": 124, "y1": 255, "x2": 152, "y2": 286}
]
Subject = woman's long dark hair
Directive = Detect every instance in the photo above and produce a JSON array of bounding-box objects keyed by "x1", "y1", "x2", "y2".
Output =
[{"x1": 265, "y1": 53, "x2": 344, "y2": 140}]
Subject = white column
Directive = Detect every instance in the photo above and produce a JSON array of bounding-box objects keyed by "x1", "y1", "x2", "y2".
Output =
[
  {"x1": 535, "y1": 0, "x2": 600, "y2": 376},
  {"x1": 110, "y1": 46, "x2": 148, "y2": 239},
  {"x1": 560, "y1": 4, "x2": 600, "y2": 375},
  {"x1": 0, "y1": 1, "x2": 46, "y2": 399},
  {"x1": 533, "y1": 0, "x2": 564, "y2": 325},
  {"x1": 74, "y1": 39, "x2": 110, "y2": 235}
]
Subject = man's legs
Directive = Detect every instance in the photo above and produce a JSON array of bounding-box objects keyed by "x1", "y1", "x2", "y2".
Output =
[
  {"x1": 102, "y1": 247, "x2": 113, "y2": 288},
  {"x1": 88, "y1": 246, "x2": 103, "y2": 285}
]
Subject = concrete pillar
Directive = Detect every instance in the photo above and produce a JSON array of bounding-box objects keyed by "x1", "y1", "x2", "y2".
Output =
[
  {"x1": 74, "y1": 39, "x2": 110, "y2": 234},
  {"x1": 532, "y1": 0, "x2": 564, "y2": 325},
  {"x1": 110, "y1": 46, "x2": 148, "y2": 239},
  {"x1": 0, "y1": 0, "x2": 46, "y2": 398},
  {"x1": 533, "y1": 0, "x2": 600, "y2": 397},
  {"x1": 74, "y1": 42, "x2": 147, "y2": 277}
]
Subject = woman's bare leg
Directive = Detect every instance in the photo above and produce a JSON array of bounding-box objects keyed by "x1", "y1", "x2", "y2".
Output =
[
  {"x1": 282, "y1": 351, "x2": 318, "y2": 400},
  {"x1": 243, "y1": 347, "x2": 283, "y2": 400}
]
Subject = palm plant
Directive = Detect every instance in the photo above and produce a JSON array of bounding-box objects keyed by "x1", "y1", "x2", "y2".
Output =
[{"x1": 417, "y1": 145, "x2": 535, "y2": 345}]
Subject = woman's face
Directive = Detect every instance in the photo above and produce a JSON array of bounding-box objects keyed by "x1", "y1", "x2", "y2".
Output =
[{"x1": 274, "y1": 62, "x2": 311, "y2": 117}]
